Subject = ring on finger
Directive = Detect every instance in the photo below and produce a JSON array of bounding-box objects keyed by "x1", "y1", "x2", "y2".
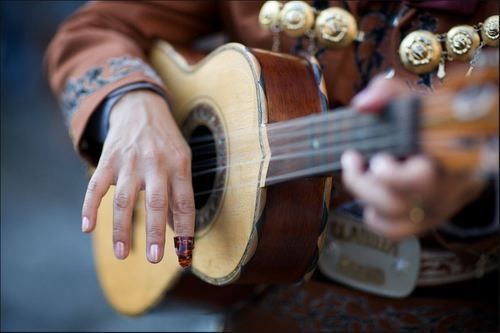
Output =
[{"x1": 409, "y1": 204, "x2": 426, "y2": 223}]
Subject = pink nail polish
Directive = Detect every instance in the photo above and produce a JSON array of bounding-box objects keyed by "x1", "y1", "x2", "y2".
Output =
[
  {"x1": 149, "y1": 244, "x2": 159, "y2": 262},
  {"x1": 114, "y1": 241, "x2": 125, "y2": 259},
  {"x1": 82, "y1": 217, "x2": 90, "y2": 232}
]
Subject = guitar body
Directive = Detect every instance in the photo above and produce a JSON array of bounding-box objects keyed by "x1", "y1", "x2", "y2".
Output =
[{"x1": 93, "y1": 42, "x2": 331, "y2": 315}]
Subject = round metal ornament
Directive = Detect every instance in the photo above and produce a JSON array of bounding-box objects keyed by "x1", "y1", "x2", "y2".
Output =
[
  {"x1": 280, "y1": 1, "x2": 315, "y2": 37},
  {"x1": 314, "y1": 7, "x2": 358, "y2": 48},
  {"x1": 445, "y1": 25, "x2": 481, "y2": 61},
  {"x1": 258, "y1": 1, "x2": 283, "y2": 31},
  {"x1": 399, "y1": 30, "x2": 442, "y2": 74},
  {"x1": 481, "y1": 15, "x2": 499, "y2": 47}
]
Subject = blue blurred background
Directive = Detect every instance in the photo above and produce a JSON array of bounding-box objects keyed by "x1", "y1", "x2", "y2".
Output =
[{"x1": 0, "y1": 1, "x2": 223, "y2": 331}]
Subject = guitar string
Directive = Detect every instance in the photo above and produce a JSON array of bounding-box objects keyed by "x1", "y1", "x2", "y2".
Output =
[
  {"x1": 191, "y1": 132, "x2": 398, "y2": 178},
  {"x1": 187, "y1": 86, "x2": 496, "y2": 152},
  {"x1": 190, "y1": 119, "x2": 391, "y2": 170},
  {"x1": 189, "y1": 106, "x2": 493, "y2": 168},
  {"x1": 191, "y1": 134, "x2": 489, "y2": 173},
  {"x1": 189, "y1": 134, "x2": 492, "y2": 198},
  {"x1": 189, "y1": 112, "x2": 384, "y2": 166},
  {"x1": 189, "y1": 119, "x2": 485, "y2": 174},
  {"x1": 191, "y1": 123, "x2": 394, "y2": 173},
  {"x1": 187, "y1": 106, "x2": 359, "y2": 148},
  {"x1": 188, "y1": 107, "x2": 363, "y2": 153},
  {"x1": 185, "y1": 88, "x2": 494, "y2": 147},
  {"x1": 190, "y1": 89, "x2": 484, "y2": 148},
  {"x1": 191, "y1": 140, "x2": 401, "y2": 198}
]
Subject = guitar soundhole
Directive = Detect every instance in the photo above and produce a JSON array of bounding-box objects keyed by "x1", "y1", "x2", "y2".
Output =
[
  {"x1": 183, "y1": 103, "x2": 226, "y2": 235},
  {"x1": 190, "y1": 125, "x2": 216, "y2": 209}
]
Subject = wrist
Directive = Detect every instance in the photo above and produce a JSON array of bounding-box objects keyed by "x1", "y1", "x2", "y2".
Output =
[{"x1": 109, "y1": 90, "x2": 168, "y2": 127}]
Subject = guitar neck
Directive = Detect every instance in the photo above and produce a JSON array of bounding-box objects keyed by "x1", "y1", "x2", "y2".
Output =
[{"x1": 264, "y1": 98, "x2": 420, "y2": 186}]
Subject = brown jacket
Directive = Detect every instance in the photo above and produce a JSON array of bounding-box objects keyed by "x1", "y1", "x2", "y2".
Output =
[{"x1": 45, "y1": 0, "x2": 498, "y2": 155}]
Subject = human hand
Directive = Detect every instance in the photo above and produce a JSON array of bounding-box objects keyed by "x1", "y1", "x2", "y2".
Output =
[
  {"x1": 80, "y1": 90, "x2": 195, "y2": 265},
  {"x1": 340, "y1": 76, "x2": 485, "y2": 240}
]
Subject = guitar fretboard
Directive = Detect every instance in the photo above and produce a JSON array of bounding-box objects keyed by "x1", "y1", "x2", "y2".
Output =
[{"x1": 264, "y1": 98, "x2": 420, "y2": 185}]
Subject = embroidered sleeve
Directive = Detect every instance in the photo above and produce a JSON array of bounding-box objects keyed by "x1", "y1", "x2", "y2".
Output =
[{"x1": 60, "y1": 56, "x2": 163, "y2": 127}]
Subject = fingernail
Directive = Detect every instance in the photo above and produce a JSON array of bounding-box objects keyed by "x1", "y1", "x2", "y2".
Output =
[
  {"x1": 352, "y1": 89, "x2": 370, "y2": 108},
  {"x1": 370, "y1": 155, "x2": 389, "y2": 176},
  {"x1": 352, "y1": 89, "x2": 367, "y2": 104},
  {"x1": 114, "y1": 241, "x2": 125, "y2": 260},
  {"x1": 174, "y1": 236, "x2": 194, "y2": 268},
  {"x1": 81, "y1": 217, "x2": 90, "y2": 232},
  {"x1": 341, "y1": 151, "x2": 355, "y2": 169},
  {"x1": 149, "y1": 244, "x2": 159, "y2": 263}
]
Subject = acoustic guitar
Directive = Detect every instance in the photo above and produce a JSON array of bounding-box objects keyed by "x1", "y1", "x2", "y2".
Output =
[{"x1": 92, "y1": 42, "x2": 498, "y2": 315}]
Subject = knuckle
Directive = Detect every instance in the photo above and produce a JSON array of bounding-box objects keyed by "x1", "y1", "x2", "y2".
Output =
[
  {"x1": 114, "y1": 191, "x2": 131, "y2": 209},
  {"x1": 173, "y1": 196, "x2": 195, "y2": 215},
  {"x1": 98, "y1": 157, "x2": 114, "y2": 173},
  {"x1": 125, "y1": 150, "x2": 139, "y2": 166},
  {"x1": 173, "y1": 149, "x2": 191, "y2": 174},
  {"x1": 112, "y1": 223, "x2": 128, "y2": 238},
  {"x1": 87, "y1": 179, "x2": 99, "y2": 194},
  {"x1": 143, "y1": 149, "x2": 162, "y2": 166},
  {"x1": 147, "y1": 193, "x2": 167, "y2": 211},
  {"x1": 147, "y1": 225, "x2": 164, "y2": 240}
]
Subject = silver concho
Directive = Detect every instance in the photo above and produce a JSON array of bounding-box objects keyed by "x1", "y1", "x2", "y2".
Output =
[
  {"x1": 258, "y1": 0, "x2": 282, "y2": 31},
  {"x1": 280, "y1": 1, "x2": 315, "y2": 37},
  {"x1": 399, "y1": 30, "x2": 442, "y2": 74},
  {"x1": 315, "y1": 7, "x2": 357, "y2": 48},
  {"x1": 481, "y1": 15, "x2": 499, "y2": 47},
  {"x1": 450, "y1": 31, "x2": 473, "y2": 54},
  {"x1": 407, "y1": 37, "x2": 433, "y2": 64},
  {"x1": 446, "y1": 25, "x2": 480, "y2": 61}
]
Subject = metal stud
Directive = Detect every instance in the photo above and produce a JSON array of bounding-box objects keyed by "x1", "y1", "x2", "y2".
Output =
[
  {"x1": 399, "y1": 30, "x2": 442, "y2": 74},
  {"x1": 315, "y1": 7, "x2": 358, "y2": 48},
  {"x1": 258, "y1": 1, "x2": 283, "y2": 31},
  {"x1": 481, "y1": 15, "x2": 499, "y2": 47},
  {"x1": 446, "y1": 25, "x2": 481, "y2": 61},
  {"x1": 280, "y1": 1, "x2": 315, "y2": 37}
]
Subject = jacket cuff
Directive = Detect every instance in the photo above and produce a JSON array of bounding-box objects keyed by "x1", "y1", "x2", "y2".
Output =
[{"x1": 59, "y1": 55, "x2": 165, "y2": 154}]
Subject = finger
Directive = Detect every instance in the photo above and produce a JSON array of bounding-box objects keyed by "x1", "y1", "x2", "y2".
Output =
[
  {"x1": 81, "y1": 162, "x2": 113, "y2": 233},
  {"x1": 170, "y1": 153, "x2": 195, "y2": 268},
  {"x1": 341, "y1": 150, "x2": 364, "y2": 174},
  {"x1": 352, "y1": 75, "x2": 408, "y2": 113},
  {"x1": 112, "y1": 169, "x2": 139, "y2": 260},
  {"x1": 170, "y1": 177, "x2": 195, "y2": 237},
  {"x1": 144, "y1": 164, "x2": 168, "y2": 264},
  {"x1": 370, "y1": 154, "x2": 436, "y2": 194},
  {"x1": 364, "y1": 207, "x2": 426, "y2": 241},
  {"x1": 342, "y1": 151, "x2": 409, "y2": 217}
]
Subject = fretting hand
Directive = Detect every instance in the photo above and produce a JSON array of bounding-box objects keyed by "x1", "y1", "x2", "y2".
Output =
[
  {"x1": 340, "y1": 76, "x2": 486, "y2": 240},
  {"x1": 81, "y1": 90, "x2": 195, "y2": 265}
]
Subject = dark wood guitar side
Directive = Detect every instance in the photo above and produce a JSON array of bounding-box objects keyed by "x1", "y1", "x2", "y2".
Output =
[{"x1": 238, "y1": 50, "x2": 331, "y2": 283}]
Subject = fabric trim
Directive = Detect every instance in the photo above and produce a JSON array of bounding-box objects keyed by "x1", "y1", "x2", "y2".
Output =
[{"x1": 61, "y1": 56, "x2": 163, "y2": 127}]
